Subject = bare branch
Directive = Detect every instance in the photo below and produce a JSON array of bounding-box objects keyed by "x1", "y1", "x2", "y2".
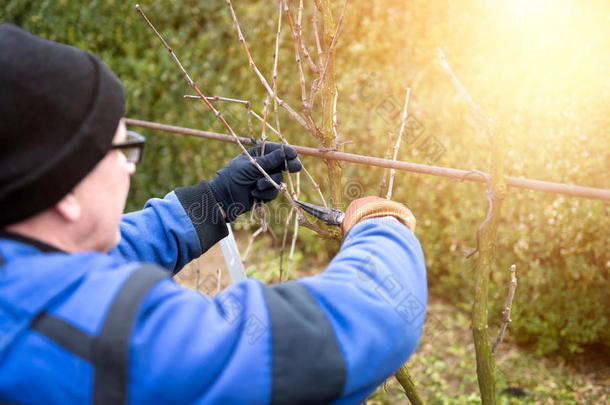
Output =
[
  {"x1": 279, "y1": 208, "x2": 295, "y2": 280},
  {"x1": 286, "y1": 212, "x2": 300, "y2": 280},
  {"x1": 283, "y1": 0, "x2": 311, "y2": 114},
  {"x1": 296, "y1": 0, "x2": 320, "y2": 73},
  {"x1": 309, "y1": 0, "x2": 348, "y2": 106},
  {"x1": 312, "y1": 6, "x2": 323, "y2": 65},
  {"x1": 136, "y1": 4, "x2": 300, "y2": 206},
  {"x1": 492, "y1": 264, "x2": 517, "y2": 355},
  {"x1": 246, "y1": 101, "x2": 254, "y2": 139},
  {"x1": 386, "y1": 88, "x2": 411, "y2": 199},
  {"x1": 135, "y1": 4, "x2": 195, "y2": 87}
]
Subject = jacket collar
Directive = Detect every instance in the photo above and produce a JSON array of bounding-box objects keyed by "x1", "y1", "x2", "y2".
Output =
[{"x1": 0, "y1": 231, "x2": 65, "y2": 254}]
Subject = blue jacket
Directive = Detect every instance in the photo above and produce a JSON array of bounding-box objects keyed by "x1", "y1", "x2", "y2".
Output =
[{"x1": 0, "y1": 181, "x2": 427, "y2": 404}]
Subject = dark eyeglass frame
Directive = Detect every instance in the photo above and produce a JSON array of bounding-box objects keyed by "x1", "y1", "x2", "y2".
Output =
[{"x1": 110, "y1": 130, "x2": 145, "y2": 164}]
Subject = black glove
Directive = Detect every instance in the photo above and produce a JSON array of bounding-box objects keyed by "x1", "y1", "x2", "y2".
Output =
[{"x1": 209, "y1": 142, "x2": 302, "y2": 221}]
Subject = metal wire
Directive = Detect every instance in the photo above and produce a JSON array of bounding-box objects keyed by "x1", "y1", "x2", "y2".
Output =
[{"x1": 452, "y1": 170, "x2": 500, "y2": 258}]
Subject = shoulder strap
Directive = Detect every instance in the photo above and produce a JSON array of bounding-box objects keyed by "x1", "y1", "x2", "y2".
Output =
[{"x1": 30, "y1": 264, "x2": 168, "y2": 405}]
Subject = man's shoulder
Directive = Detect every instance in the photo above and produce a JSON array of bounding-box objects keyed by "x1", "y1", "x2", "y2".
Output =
[{"x1": 1, "y1": 249, "x2": 171, "y2": 333}]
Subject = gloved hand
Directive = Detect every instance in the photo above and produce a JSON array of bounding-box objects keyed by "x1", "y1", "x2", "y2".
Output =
[
  {"x1": 210, "y1": 142, "x2": 302, "y2": 221},
  {"x1": 341, "y1": 196, "x2": 416, "y2": 236}
]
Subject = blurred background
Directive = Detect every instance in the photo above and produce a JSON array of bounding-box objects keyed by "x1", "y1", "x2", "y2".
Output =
[{"x1": 3, "y1": 0, "x2": 608, "y2": 402}]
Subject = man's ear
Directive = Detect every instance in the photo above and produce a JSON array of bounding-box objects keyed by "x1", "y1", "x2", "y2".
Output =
[{"x1": 54, "y1": 192, "x2": 81, "y2": 222}]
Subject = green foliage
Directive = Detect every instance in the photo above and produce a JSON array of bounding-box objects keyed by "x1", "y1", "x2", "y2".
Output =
[
  {"x1": 368, "y1": 300, "x2": 608, "y2": 403},
  {"x1": 3, "y1": 0, "x2": 608, "y2": 356}
]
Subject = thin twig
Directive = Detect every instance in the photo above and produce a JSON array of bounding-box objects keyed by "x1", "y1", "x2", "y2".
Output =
[
  {"x1": 286, "y1": 211, "x2": 299, "y2": 280},
  {"x1": 261, "y1": 1, "x2": 283, "y2": 155},
  {"x1": 279, "y1": 208, "x2": 295, "y2": 280},
  {"x1": 286, "y1": 169, "x2": 302, "y2": 280},
  {"x1": 184, "y1": 94, "x2": 254, "y2": 139},
  {"x1": 283, "y1": 0, "x2": 310, "y2": 113},
  {"x1": 242, "y1": 227, "x2": 264, "y2": 263},
  {"x1": 386, "y1": 88, "x2": 411, "y2": 199},
  {"x1": 246, "y1": 101, "x2": 254, "y2": 139},
  {"x1": 136, "y1": 5, "x2": 296, "y2": 206},
  {"x1": 261, "y1": 93, "x2": 272, "y2": 151},
  {"x1": 184, "y1": 94, "x2": 249, "y2": 104},
  {"x1": 492, "y1": 264, "x2": 517, "y2": 356},
  {"x1": 312, "y1": 5, "x2": 323, "y2": 66},
  {"x1": 438, "y1": 48, "x2": 491, "y2": 131},
  {"x1": 268, "y1": 2, "x2": 296, "y2": 195},
  {"x1": 224, "y1": 0, "x2": 313, "y2": 134},
  {"x1": 379, "y1": 132, "x2": 395, "y2": 197}
]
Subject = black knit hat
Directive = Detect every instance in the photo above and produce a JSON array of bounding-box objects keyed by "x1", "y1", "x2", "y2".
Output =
[{"x1": 0, "y1": 24, "x2": 125, "y2": 226}]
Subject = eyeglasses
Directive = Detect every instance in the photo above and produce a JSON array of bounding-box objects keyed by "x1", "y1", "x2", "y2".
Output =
[{"x1": 110, "y1": 130, "x2": 145, "y2": 164}]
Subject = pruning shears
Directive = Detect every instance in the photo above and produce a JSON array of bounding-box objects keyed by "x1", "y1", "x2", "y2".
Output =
[{"x1": 295, "y1": 200, "x2": 345, "y2": 226}]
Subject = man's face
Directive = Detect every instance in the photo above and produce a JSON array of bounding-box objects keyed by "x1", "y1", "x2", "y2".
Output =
[{"x1": 72, "y1": 119, "x2": 136, "y2": 252}]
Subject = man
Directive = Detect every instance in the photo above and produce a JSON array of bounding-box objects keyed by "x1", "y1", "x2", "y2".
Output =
[{"x1": 0, "y1": 24, "x2": 427, "y2": 404}]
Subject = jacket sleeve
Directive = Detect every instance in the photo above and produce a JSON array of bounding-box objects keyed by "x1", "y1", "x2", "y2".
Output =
[
  {"x1": 127, "y1": 217, "x2": 426, "y2": 404},
  {"x1": 109, "y1": 180, "x2": 228, "y2": 273}
]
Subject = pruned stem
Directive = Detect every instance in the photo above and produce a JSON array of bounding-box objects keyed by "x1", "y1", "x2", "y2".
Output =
[
  {"x1": 492, "y1": 264, "x2": 517, "y2": 356},
  {"x1": 386, "y1": 88, "x2": 411, "y2": 199}
]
